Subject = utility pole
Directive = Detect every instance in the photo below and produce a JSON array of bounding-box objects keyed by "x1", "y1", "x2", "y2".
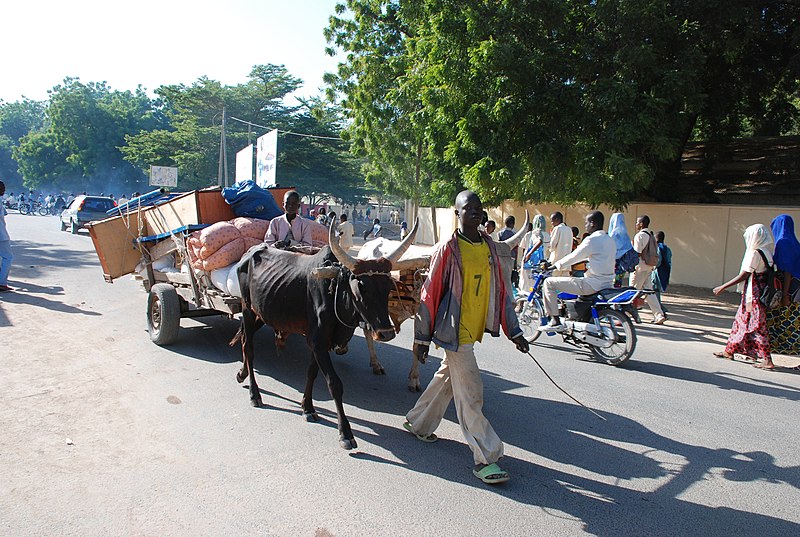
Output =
[{"x1": 217, "y1": 107, "x2": 229, "y2": 187}]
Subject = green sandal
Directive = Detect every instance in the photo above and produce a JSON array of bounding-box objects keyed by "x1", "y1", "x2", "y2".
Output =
[
  {"x1": 473, "y1": 463, "x2": 510, "y2": 484},
  {"x1": 402, "y1": 421, "x2": 438, "y2": 443}
]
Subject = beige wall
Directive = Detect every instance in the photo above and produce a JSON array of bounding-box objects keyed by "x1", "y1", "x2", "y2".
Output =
[{"x1": 406, "y1": 199, "x2": 800, "y2": 291}]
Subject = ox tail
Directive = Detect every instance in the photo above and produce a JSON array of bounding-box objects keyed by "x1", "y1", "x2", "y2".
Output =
[{"x1": 229, "y1": 325, "x2": 243, "y2": 347}]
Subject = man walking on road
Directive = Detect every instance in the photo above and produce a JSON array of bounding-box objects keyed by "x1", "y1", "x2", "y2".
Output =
[
  {"x1": 0, "y1": 181, "x2": 13, "y2": 292},
  {"x1": 403, "y1": 190, "x2": 529, "y2": 485},
  {"x1": 631, "y1": 215, "x2": 666, "y2": 324}
]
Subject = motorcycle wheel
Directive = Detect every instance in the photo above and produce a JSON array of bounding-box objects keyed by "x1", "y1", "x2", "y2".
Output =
[
  {"x1": 517, "y1": 296, "x2": 545, "y2": 343},
  {"x1": 590, "y1": 308, "x2": 636, "y2": 366},
  {"x1": 37, "y1": 206, "x2": 49, "y2": 216},
  {"x1": 18, "y1": 203, "x2": 30, "y2": 215}
]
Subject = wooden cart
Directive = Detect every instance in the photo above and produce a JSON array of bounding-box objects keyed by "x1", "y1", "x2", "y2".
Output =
[{"x1": 88, "y1": 186, "x2": 293, "y2": 346}]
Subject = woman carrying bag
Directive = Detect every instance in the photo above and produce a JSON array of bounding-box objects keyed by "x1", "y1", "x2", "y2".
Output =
[{"x1": 712, "y1": 224, "x2": 775, "y2": 369}]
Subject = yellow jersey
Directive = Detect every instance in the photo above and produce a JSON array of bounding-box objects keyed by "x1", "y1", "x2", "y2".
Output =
[{"x1": 458, "y1": 233, "x2": 492, "y2": 344}]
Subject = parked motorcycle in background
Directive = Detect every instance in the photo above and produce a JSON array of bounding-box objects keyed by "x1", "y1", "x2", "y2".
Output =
[{"x1": 515, "y1": 268, "x2": 649, "y2": 366}]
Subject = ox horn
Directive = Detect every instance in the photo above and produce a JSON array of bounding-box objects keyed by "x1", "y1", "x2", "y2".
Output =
[
  {"x1": 329, "y1": 218, "x2": 359, "y2": 271},
  {"x1": 385, "y1": 219, "x2": 419, "y2": 266},
  {"x1": 502, "y1": 210, "x2": 529, "y2": 249}
]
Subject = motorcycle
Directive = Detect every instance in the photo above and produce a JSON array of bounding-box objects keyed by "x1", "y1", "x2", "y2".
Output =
[{"x1": 515, "y1": 268, "x2": 650, "y2": 366}]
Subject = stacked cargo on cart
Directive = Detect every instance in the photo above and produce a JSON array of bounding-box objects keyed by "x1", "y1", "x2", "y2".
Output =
[{"x1": 87, "y1": 186, "x2": 295, "y2": 344}]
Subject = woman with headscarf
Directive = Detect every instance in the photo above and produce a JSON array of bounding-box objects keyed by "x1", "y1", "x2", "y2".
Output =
[
  {"x1": 766, "y1": 214, "x2": 800, "y2": 356},
  {"x1": 520, "y1": 215, "x2": 550, "y2": 293},
  {"x1": 608, "y1": 213, "x2": 637, "y2": 288},
  {"x1": 712, "y1": 224, "x2": 775, "y2": 368}
]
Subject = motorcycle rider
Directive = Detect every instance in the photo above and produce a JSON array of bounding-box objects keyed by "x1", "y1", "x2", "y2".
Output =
[{"x1": 539, "y1": 211, "x2": 616, "y2": 332}]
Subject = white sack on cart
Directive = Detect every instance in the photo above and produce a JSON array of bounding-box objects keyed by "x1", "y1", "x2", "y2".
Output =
[
  {"x1": 209, "y1": 264, "x2": 234, "y2": 295},
  {"x1": 226, "y1": 264, "x2": 242, "y2": 298},
  {"x1": 208, "y1": 263, "x2": 243, "y2": 297}
]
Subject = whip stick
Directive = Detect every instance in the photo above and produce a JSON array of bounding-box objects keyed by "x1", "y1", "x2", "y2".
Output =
[{"x1": 527, "y1": 351, "x2": 606, "y2": 421}]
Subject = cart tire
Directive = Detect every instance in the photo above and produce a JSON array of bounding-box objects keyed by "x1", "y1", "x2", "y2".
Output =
[
  {"x1": 147, "y1": 284, "x2": 181, "y2": 345},
  {"x1": 70, "y1": 219, "x2": 79, "y2": 234}
]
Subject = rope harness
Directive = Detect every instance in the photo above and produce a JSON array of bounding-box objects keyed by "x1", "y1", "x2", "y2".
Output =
[{"x1": 331, "y1": 268, "x2": 394, "y2": 330}]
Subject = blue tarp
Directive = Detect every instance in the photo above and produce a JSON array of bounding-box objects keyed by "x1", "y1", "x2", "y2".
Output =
[
  {"x1": 221, "y1": 180, "x2": 283, "y2": 220},
  {"x1": 107, "y1": 189, "x2": 181, "y2": 215}
]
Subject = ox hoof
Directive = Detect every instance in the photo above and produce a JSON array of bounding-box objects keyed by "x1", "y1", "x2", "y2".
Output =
[
  {"x1": 339, "y1": 437, "x2": 358, "y2": 450},
  {"x1": 372, "y1": 366, "x2": 386, "y2": 376},
  {"x1": 408, "y1": 383, "x2": 421, "y2": 393},
  {"x1": 250, "y1": 397, "x2": 263, "y2": 408},
  {"x1": 334, "y1": 344, "x2": 348, "y2": 355},
  {"x1": 236, "y1": 371, "x2": 247, "y2": 383},
  {"x1": 302, "y1": 412, "x2": 319, "y2": 422}
]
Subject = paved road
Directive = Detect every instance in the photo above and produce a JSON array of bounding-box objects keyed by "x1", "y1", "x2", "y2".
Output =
[{"x1": 1, "y1": 213, "x2": 799, "y2": 537}]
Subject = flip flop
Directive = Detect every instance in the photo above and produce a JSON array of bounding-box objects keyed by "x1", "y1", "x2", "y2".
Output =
[
  {"x1": 402, "y1": 421, "x2": 437, "y2": 443},
  {"x1": 753, "y1": 363, "x2": 776, "y2": 370},
  {"x1": 473, "y1": 463, "x2": 510, "y2": 484},
  {"x1": 713, "y1": 351, "x2": 733, "y2": 360}
]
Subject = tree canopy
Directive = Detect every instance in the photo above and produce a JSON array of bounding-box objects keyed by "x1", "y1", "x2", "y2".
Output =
[
  {"x1": 326, "y1": 0, "x2": 800, "y2": 207},
  {"x1": 2, "y1": 65, "x2": 365, "y2": 203}
]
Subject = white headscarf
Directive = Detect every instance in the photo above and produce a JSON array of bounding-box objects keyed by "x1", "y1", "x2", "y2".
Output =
[
  {"x1": 740, "y1": 224, "x2": 774, "y2": 273},
  {"x1": 740, "y1": 224, "x2": 775, "y2": 309}
]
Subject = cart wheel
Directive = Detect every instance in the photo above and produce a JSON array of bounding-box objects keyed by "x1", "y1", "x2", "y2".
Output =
[
  {"x1": 70, "y1": 219, "x2": 79, "y2": 234},
  {"x1": 147, "y1": 283, "x2": 181, "y2": 345}
]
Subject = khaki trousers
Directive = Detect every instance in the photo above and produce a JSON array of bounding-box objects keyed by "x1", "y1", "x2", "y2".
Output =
[
  {"x1": 542, "y1": 276, "x2": 599, "y2": 317},
  {"x1": 630, "y1": 265, "x2": 664, "y2": 317},
  {"x1": 406, "y1": 344, "x2": 503, "y2": 466}
]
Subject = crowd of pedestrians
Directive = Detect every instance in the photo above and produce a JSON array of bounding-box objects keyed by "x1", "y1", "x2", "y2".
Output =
[{"x1": 484, "y1": 210, "x2": 673, "y2": 326}]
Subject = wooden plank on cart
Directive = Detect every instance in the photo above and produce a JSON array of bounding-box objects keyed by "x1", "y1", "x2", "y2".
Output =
[{"x1": 87, "y1": 211, "x2": 146, "y2": 282}]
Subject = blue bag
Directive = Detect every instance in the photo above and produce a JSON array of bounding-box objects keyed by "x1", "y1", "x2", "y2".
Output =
[
  {"x1": 523, "y1": 245, "x2": 545, "y2": 270},
  {"x1": 616, "y1": 247, "x2": 639, "y2": 273},
  {"x1": 221, "y1": 180, "x2": 283, "y2": 220}
]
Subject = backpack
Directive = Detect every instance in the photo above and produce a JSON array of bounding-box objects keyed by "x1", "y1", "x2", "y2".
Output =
[
  {"x1": 640, "y1": 231, "x2": 659, "y2": 266},
  {"x1": 617, "y1": 247, "x2": 639, "y2": 273},
  {"x1": 756, "y1": 249, "x2": 781, "y2": 308}
]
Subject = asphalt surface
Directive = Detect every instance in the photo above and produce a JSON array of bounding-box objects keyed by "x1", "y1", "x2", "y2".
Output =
[{"x1": 1, "y1": 212, "x2": 799, "y2": 537}]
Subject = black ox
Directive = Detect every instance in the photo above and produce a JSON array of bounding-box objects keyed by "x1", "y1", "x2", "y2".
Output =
[{"x1": 231, "y1": 220, "x2": 419, "y2": 449}]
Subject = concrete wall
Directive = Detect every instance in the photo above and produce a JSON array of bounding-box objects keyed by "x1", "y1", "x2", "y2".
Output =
[{"x1": 406, "y1": 199, "x2": 800, "y2": 291}]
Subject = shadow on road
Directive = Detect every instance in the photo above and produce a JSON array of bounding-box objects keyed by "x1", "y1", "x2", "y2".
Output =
[
  {"x1": 132, "y1": 288, "x2": 800, "y2": 535},
  {"x1": 0, "y1": 279, "x2": 102, "y2": 326}
]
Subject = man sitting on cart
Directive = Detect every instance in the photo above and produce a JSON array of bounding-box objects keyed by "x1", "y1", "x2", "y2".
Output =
[{"x1": 264, "y1": 190, "x2": 313, "y2": 248}]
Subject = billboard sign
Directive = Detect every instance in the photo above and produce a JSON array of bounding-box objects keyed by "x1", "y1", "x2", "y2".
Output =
[
  {"x1": 256, "y1": 129, "x2": 278, "y2": 188},
  {"x1": 235, "y1": 144, "x2": 254, "y2": 183},
  {"x1": 150, "y1": 165, "x2": 178, "y2": 187}
]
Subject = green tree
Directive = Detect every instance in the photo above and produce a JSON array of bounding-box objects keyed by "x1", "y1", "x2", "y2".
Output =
[
  {"x1": 327, "y1": 1, "x2": 800, "y2": 206},
  {"x1": 122, "y1": 65, "x2": 365, "y2": 202},
  {"x1": 13, "y1": 78, "x2": 157, "y2": 193},
  {"x1": 0, "y1": 99, "x2": 45, "y2": 190}
]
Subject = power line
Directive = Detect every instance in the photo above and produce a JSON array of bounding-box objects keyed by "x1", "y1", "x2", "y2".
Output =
[{"x1": 227, "y1": 116, "x2": 345, "y2": 142}]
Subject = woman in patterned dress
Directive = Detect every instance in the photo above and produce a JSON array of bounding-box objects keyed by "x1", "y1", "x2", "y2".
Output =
[
  {"x1": 712, "y1": 224, "x2": 775, "y2": 369},
  {"x1": 766, "y1": 215, "x2": 800, "y2": 357}
]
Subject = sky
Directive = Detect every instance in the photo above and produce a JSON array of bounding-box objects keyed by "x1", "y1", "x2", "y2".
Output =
[{"x1": 0, "y1": 0, "x2": 344, "y2": 103}]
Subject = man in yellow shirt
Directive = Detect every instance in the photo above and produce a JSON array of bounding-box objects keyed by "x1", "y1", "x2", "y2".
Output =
[{"x1": 404, "y1": 190, "x2": 529, "y2": 485}]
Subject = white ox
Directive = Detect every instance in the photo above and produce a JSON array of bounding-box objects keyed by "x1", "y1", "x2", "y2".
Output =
[{"x1": 356, "y1": 213, "x2": 529, "y2": 391}]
